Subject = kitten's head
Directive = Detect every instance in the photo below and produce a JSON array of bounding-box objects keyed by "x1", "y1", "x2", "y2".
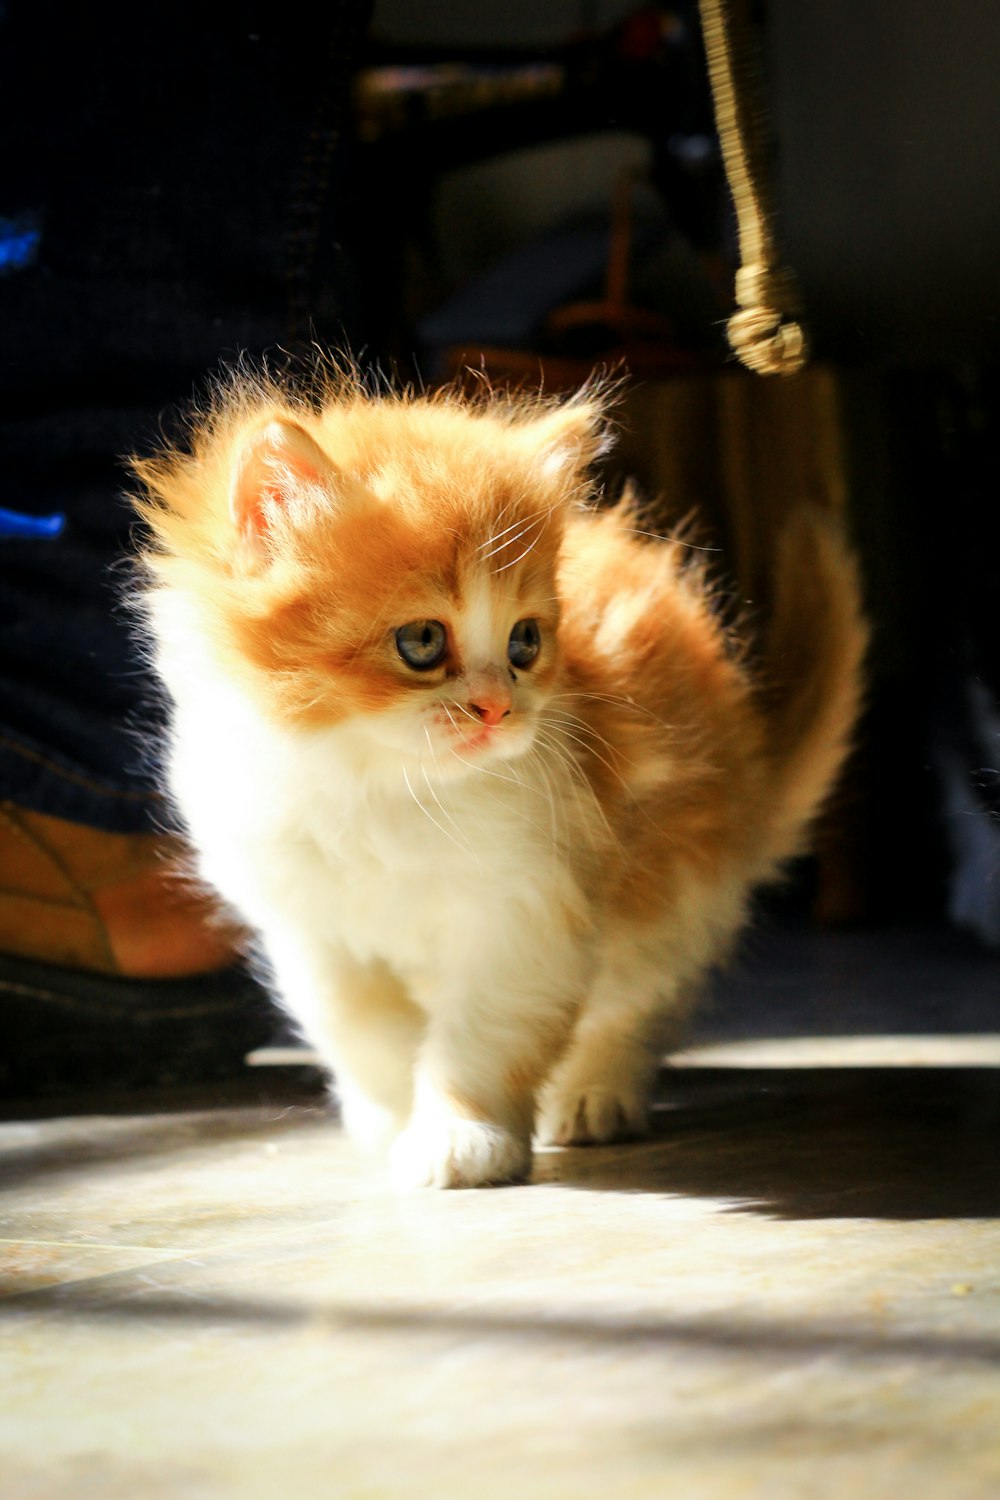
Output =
[{"x1": 133, "y1": 378, "x2": 609, "y2": 783}]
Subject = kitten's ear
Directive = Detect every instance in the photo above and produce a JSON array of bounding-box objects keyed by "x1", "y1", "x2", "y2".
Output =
[
  {"x1": 528, "y1": 400, "x2": 612, "y2": 480},
  {"x1": 229, "y1": 420, "x2": 338, "y2": 540}
]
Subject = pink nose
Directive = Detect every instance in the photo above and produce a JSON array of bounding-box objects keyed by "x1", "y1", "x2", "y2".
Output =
[{"x1": 469, "y1": 697, "x2": 511, "y2": 727}]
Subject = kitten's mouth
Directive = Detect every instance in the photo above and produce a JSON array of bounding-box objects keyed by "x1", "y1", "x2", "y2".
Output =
[
  {"x1": 450, "y1": 724, "x2": 502, "y2": 757},
  {"x1": 428, "y1": 710, "x2": 533, "y2": 764},
  {"x1": 461, "y1": 722, "x2": 502, "y2": 749}
]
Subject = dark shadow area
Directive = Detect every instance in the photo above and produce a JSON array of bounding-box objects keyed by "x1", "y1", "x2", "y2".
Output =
[
  {"x1": 697, "y1": 923, "x2": 1000, "y2": 1045},
  {"x1": 4, "y1": 1276, "x2": 999, "y2": 1370},
  {"x1": 543, "y1": 1062, "x2": 1000, "y2": 1221},
  {"x1": 0, "y1": 1074, "x2": 330, "y2": 1190},
  {"x1": 0, "y1": 1067, "x2": 326, "y2": 1125}
]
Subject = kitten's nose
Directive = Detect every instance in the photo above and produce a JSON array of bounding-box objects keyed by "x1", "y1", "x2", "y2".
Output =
[{"x1": 469, "y1": 696, "x2": 511, "y2": 727}]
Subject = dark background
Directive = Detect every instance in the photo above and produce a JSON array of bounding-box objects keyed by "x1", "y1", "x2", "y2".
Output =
[{"x1": 340, "y1": 0, "x2": 1000, "y2": 946}]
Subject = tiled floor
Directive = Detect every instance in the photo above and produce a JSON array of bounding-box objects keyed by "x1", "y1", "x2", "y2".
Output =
[{"x1": 1, "y1": 925, "x2": 998, "y2": 1499}]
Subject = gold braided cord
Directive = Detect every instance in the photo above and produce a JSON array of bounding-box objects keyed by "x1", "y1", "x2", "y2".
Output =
[{"x1": 698, "y1": 0, "x2": 808, "y2": 375}]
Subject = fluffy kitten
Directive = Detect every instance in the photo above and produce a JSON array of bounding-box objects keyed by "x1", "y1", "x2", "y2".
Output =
[{"x1": 131, "y1": 370, "x2": 867, "y2": 1188}]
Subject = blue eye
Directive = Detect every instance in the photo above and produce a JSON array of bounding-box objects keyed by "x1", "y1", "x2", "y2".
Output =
[
  {"x1": 395, "y1": 620, "x2": 448, "y2": 670},
  {"x1": 508, "y1": 618, "x2": 541, "y2": 669}
]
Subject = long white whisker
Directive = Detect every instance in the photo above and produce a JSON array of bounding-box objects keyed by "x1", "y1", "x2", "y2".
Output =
[
  {"x1": 522, "y1": 743, "x2": 567, "y2": 849},
  {"x1": 447, "y1": 698, "x2": 478, "y2": 724},
  {"x1": 401, "y1": 763, "x2": 478, "y2": 864},
  {"x1": 420, "y1": 727, "x2": 475, "y2": 838},
  {"x1": 473, "y1": 497, "x2": 517, "y2": 549},
  {"x1": 476, "y1": 505, "x2": 549, "y2": 555},
  {"x1": 421, "y1": 764, "x2": 481, "y2": 868},
  {"x1": 542, "y1": 710, "x2": 676, "y2": 843},
  {"x1": 532, "y1": 730, "x2": 620, "y2": 852},
  {"x1": 421, "y1": 724, "x2": 507, "y2": 848},
  {"x1": 543, "y1": 709, "x2": 634, "y2": 760},
  {"x1": 549, "y1": 689, "x2": 674, "y2": 733},
  {"x1": 435, "y1": 706, "x2": 528, "y2": 790},
  {"x1": 464, "y1": 757, "x2": 524, "y2": 789},
  {"x1": 437, "y1": 738, "x2": 558, "y2": 844},
  {"x1": 480, "y1": 521, "x2": 543, "y2": 567},
  {"x1": 541, "y1": 717, "x2": 634, "y2": 793},
  {"x1": 618, "y1": 525, "x2": 721, "y2": 552},
  {"x1": 492, "y1": 526, "x2": 549, "y2": 575}
]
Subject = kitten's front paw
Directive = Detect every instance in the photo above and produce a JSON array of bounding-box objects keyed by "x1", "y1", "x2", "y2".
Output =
[
  {"x1": 390, "y1": 1116, "x2": 531, "y2": 1189},
  {"x1": 536, "y1": 1083, "x2": 649, "y2": 1147}
]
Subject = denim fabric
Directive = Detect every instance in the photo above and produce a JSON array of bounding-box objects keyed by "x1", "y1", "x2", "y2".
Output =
[{"x1": 0, "y1": 0, "x2": 371, "y2": 830}]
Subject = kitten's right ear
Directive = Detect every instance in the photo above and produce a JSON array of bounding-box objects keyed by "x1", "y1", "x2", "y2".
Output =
[
  {"x1": 229, "y1": 420, "x2": 338, "y2": 541},
  {"x1": 526, "y1": 398, "x2": 613, "y2": 481}
]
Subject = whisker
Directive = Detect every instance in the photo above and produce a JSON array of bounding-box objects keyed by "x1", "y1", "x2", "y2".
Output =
[
  {"x1": 531, "y1": 730, "x2": 620, "y2": 853},
  {"x1": 473, "y1": 496, "x2": 517, "y2": 550},
  {"x1": 476, "y1": 505, "x2": 549, "y2": 556},
  {"x1": 492, "y1": 523, "x2": 549, "y2": 575},
  {"x1": 401, "y1": 763, "x2": 479, "y2": 865},
  {"x1": 541, "y1": 716, "x2": 635, "y2": 791},
  {"x1": 543, "y1": 708, "x2": 630, "y2": 753},
  {"x1": 447, "y1": 698, "x2": 478, "y2": 724},
  {"x1": 420, "y1": 761, "x2": 479, "y2": 863},
  {"x1": 464, "y1": 758, "x2": 524, "y2": 790},
  {"x1": 618, "y1": 525, "x2": 721, "y2": 552},
  {"x1": 549, "y1": 689, "x2": 675, "y2": 734},
  {"x1": 441, "y1": 741, "x2": 560, "y2": 845},
  {"x1": 522, "y1": 743, "x2": 570, "y2": 850},
  {"x1": 542, "y1": 708, "x2": 676, "y2": 843},
  {"x1": 481, "y1": 520, "x2": 544, "y2": 568}
]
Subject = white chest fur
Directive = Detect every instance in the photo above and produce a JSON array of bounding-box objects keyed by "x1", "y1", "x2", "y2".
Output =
[{"x1": 165, "y1": 682, "x2": 597, "y2": 996}]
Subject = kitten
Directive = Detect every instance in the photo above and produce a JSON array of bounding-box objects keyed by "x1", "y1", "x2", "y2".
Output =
[{"x1": 131, "y1": 369, "x2": 867, "y2": 1188}]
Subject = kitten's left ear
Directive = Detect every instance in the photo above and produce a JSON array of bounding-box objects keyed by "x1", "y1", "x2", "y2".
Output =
[
  {"x1": 528, "y1": 400, "x2": 612, "y2": 480},
  {"x1": 229, "y1": 419, "x2": 339, "y2": 540}
]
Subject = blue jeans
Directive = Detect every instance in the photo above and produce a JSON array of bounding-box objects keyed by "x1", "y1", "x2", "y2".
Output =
[{"x1": 0, "y1": 0, "x2": 371, "y2": 831}]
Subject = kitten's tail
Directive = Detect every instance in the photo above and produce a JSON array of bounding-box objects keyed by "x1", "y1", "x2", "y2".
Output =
[{"x1": 755, "y1": 504, "x2": 869, "y2": 872}]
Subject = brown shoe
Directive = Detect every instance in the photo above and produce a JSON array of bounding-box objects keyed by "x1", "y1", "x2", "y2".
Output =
[
  {"x1": 0, "y1": 804, "x2": 287, "y2": 1097},
  {"x1": 0, "y1": 803, "x2": 243, "y2": 978}
]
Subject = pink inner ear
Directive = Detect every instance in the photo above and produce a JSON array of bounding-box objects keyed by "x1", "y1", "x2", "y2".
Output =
[{"x1": 229, "y1": 420, "x2": 333, "y2": 538}]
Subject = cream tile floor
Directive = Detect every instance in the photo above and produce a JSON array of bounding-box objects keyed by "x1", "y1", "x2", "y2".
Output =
[{"x1": 1, "y1": 927, "x2": 998, "y2": 1500}]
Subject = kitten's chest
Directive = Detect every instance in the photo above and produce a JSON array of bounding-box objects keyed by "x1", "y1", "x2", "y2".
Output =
[{"x1": 297, "y1": 790, "x2": 520, "y2": 970}]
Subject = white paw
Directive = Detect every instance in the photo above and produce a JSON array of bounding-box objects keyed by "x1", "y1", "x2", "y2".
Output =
[
  {"x1": 390, "y1": 1116, "x2": 531, "y2": 1189},
  {"x1": 536, "y1": 1083, "x2": 649, "y2": 1147}
]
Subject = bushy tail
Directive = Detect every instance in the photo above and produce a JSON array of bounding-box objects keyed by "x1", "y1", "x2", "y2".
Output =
[{"x1": 754, "y1": 504, "x2": 869, "y2": 872}]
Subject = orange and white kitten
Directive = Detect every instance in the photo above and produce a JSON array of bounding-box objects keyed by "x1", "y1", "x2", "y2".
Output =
[{"x1": 132, "y1": 371, "x2": 866, "y2": 1188}]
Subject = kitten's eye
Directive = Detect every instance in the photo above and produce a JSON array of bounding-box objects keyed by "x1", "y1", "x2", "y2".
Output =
[
  {"x1": 508, "y1": 618, "x2": 541, "y2": 669},
  {"x1": 395, "y1": 620, "x2": 448, "y2": 671}
]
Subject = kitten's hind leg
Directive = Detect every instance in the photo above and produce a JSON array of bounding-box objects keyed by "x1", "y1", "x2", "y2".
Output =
[{"x1": 536, "y1": 947, "x2": 697, "y2": 1147}]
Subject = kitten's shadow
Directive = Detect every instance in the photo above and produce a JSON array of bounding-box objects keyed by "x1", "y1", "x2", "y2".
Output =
[{"x1": 537, "y1": 1063, "x2": 1000, "y2": 1220}]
